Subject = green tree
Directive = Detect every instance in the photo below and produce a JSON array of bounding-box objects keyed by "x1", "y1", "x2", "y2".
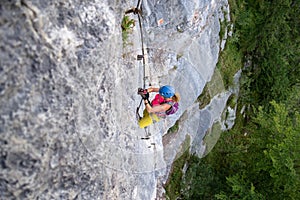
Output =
[
  {"x1": 237, "y1": 0, "x2": 300, "y2": 108},
  {"x1": 218, "y1": 101, "x2": 300, "y2": 199},
  {"x1": 166, "y1": 1, "x2": 300, "y2": 199}
]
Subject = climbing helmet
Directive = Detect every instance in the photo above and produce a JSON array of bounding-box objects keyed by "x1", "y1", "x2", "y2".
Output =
[{"x1": 159, "y1": 85, "x2": 175, "y2": 98}]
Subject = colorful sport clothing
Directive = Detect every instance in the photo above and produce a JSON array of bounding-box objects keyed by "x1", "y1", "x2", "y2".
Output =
[
  {"x1": 138, "y1": 94, "x2": 179, "y2": 128},
  {"x1": 138, "y1": 109, "x2": 160, "y2": 128},
  {"x1": 151, "y1": 94, "x2": 179, "y2": 117}
]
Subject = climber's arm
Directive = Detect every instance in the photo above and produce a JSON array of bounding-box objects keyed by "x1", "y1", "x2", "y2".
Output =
[
  {"x1": 147, "y1": 87, "x2": 159, "y2": 93},
  {"x1": 144, "y1": 100, "x2": 171, "y2": 113}
]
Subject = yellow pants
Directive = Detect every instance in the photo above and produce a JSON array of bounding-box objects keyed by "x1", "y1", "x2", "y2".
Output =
[{"x1": 138, "y1": 109, "x2": 160, "y2": 128}]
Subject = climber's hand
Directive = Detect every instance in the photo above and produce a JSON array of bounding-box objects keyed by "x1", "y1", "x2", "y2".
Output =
[
  {"x1": 138, "y1": 88, "x2": 144, "y2": 94},
  {"x1": 138, "y1": 88, "x2": 148, "y2": 94},
  {"x1": 138, "y1": 88, "x2": 149, "y2": 99},
  {"x1": 142, "y1": 92, "x2": 149, "y2": 100}
]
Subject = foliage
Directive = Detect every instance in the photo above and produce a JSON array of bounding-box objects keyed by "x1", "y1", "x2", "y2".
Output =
[
  {"x1": 219, "y1": 6, "x2": 230, "y2": 41},
  {"x1": 179, "y1": 100, "x2": 300, "y2": 199},
  {"x1": 165, "y1": 135, "x2": 191, "y2": 200},
  {"x1": 121, "y1": 15, "x2": 135, "y2": 45},
  {"x1": 202, "y1": 122, "x2": 222, "y2": 157},
  {"x1": 165, "y1": 0, "x2": 300, "y2": 199},
  {"x1": 181, "y1": 155, "x2": 224, "y2": 200},
  {"x1": 219, "y1": 101, "x2": 299, "y2": 199},
  {"x1": 251, "y1": 101, "x2": 300, "y2": 199},
  {"x1": 226, "y1": 93, "x2": 237, "y2": 108},
  {"x1": 237, "y1": 0, "x2": 300, "y2": 109},
  {"x1": 217, "y1": 37, "x2": 243, "y2": 89},
  {"x1": 167, "y1": 120, "x2": 180, "y2": 134},
  {"x1": 217, "y1": 0, "x2": 243, "y2": 89},
  {"x1": 197, "y1": 84, "x2": 211, "y2": 109}
]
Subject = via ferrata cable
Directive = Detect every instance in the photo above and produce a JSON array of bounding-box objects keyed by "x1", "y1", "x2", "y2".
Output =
[{"x1": 126, "y1": 1, "x2": 154, "y2": 140}]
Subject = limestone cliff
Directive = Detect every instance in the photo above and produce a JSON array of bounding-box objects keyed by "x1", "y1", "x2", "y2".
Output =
[{"x1": 0, "y1": 0, "x2": 230, "y2": 199}]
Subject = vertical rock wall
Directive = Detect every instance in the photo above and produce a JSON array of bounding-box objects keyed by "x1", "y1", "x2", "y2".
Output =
[{"x1": 1, "y1": 0, "x2": 122, "y2": 199}]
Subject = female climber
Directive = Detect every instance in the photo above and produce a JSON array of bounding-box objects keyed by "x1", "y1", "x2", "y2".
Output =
[{"x1": 137, "y1": 85, "x2": 180, "y2": 128}]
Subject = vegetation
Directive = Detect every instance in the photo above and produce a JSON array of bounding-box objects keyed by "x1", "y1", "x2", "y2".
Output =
[
  {"x1": 165, "y1": 135, "x2": 191, "y2": 200},
  {"x1": 219, "y1": 5, "x2": 230, "y2": 41},
  {"x1": 165, "y1": 0, "x2": 300, "y2": 199},
  {"x1": 167, "y1": 120, "x2": 180, "y2": 134},
  {"x1": 226, "y1": 93, "x2": 237, "y2": 108},
  {"x1": 197, "y1": 84, "x2": 211, "y2": 109},
  {"x1": 202, "y1": 122, "x2": 222, "y2": 157},
  {"x1": 121, "y1": 15, "x2": 135, "y2": 46},
  {"x1": 217, "y1": 37, "x2": 242, "y2": 89}
]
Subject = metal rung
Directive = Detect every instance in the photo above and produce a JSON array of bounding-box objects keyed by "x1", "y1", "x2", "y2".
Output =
[{"x1": 137, "y1": 55, "x2": 144, "y2": 60}]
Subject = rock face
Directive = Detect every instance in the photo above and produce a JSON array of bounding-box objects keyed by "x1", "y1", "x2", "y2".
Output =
[{"x1": 0, "y1": 0, "x2": 230, "y2": 199}]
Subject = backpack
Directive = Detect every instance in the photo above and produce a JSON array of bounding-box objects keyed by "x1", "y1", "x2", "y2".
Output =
[
  {"x1": 151, "y1": 94, "x2": 179, "y2": 115},
  {"x1": 166, "y1": 102, "x2": 179, "y2": 115}
]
